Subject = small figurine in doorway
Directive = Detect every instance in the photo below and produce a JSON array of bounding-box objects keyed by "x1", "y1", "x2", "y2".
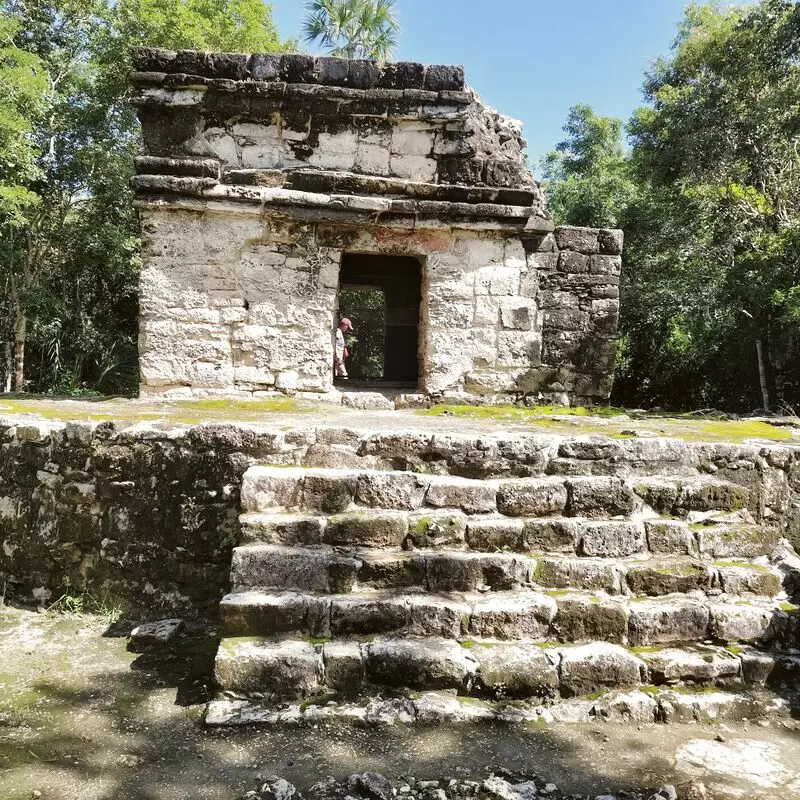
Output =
[{"x1": 334, "y1": 317, "x2": 353, "y2": 378}]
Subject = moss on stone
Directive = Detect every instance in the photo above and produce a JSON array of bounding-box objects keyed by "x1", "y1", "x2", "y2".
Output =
[{"x1": 299, "y1": 691, "x2": 339, "y2": 711}]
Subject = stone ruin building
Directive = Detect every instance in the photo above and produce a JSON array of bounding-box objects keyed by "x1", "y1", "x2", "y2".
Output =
[{"x1": 130, "y1": 48, "x2": 623, "y2": 404}]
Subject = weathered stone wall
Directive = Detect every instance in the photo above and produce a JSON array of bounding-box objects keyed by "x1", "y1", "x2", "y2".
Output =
[
  {"x1": 131, "y1": 48, "x2": 622, "y2": 404},
  {"x1": 0, "y1": 419, "x2": 291, "y2": 615},
  {"x1": 132, "y1": 49, "x2": 535, "y2": 192},
  {"x1": 138, "y1": 207, "x2": 621, "y2": 402},
  {"x1": 1, "y1": 418, "x2": 798, "y2": 617}
]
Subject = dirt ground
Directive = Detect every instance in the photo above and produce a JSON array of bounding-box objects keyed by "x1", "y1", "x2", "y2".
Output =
[{"x1": 1, "y1": 605, "x2": 799, "y2": 800}]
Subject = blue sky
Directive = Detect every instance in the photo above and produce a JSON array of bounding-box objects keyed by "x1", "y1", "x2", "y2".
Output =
[{"x1": 270, "y1": 0, "x2": 702, "y2": 170}]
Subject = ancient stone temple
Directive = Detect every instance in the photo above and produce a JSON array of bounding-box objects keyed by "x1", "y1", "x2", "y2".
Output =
[{"x1": 131, "y1": 49, "x2": 622, "y2": 403}]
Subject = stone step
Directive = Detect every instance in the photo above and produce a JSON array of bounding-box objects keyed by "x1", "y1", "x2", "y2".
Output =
[
  {"x1": 213, "y1": 634, "x2": 800, "y2": 704},
  {"x1": 230, "y1": 544, "x2": 784, "y2": 598},
  {"x1": 206, "y1": 683, "x2": 794, "y2": 727},
  {"x1": 219, "y1": 587, "x2": 797, "y2": 647},
  {"x1": 297, "y1": 430, "x2": 786, "y2": 486},
  {"x1": 240, "y1": 465, "x2": 760, "y2": 521},
  {"x1": 238, "y1": 511, "x2": 782, "y2": 561}
]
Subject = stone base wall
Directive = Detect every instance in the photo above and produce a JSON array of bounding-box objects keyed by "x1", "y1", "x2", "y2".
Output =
[
  {"x1": 1, "y1": 417, "x2": 797, "y2": 617},
  {"x1": 138, "y1": 200, "x2": 621, "y2": 403}
]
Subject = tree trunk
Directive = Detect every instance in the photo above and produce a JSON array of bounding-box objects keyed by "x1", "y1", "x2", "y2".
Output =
[
  {"x1": 3, "y1": 340, "x2": 11, "y2": 393},
  {"x1": 12, "y1": 306, "x2": 26, "y2": 393},
  {"x1": 755, "y1": 338, "x2": 770, "y2": 411}
]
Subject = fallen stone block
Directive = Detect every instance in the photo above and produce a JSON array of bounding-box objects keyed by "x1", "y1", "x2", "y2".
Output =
[{"x1": 129, "y1": 618, "x2": 184, "y2": 650}]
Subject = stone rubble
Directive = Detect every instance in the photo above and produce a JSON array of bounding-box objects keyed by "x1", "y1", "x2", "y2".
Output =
[
  {"x1": 128, "y1": 618, "x2": 185, "y2": 649},
  {"x1": 241, "y1": 773, "x2": 698, "y2": 800}
]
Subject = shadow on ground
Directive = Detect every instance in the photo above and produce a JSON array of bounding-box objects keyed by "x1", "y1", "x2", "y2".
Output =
[{"x1": 1, "y1": 605, "x2": 800, "y2": 800}]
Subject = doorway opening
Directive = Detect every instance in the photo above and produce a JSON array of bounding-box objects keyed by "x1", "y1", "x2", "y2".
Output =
[{"x1": 337, "y1": 253, "x2": 421, "y2": 387}]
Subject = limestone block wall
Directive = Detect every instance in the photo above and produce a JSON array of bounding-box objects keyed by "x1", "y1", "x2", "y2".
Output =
[
  {"x1": 138, "y1": 209, "x2": 340, "y2": 393},
  {"x1": 138, "y1": 199, "x2": 621, "y2": 403}
]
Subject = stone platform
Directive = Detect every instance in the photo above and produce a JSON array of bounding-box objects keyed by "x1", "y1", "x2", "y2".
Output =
[{"x1": 0, "y1": 403, "x2": 798, "y2": 727}]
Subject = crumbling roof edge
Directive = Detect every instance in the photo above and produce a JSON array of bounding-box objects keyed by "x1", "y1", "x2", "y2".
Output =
[{"x1": 131, "y1": 47, "x2": 466, "y2": 92}]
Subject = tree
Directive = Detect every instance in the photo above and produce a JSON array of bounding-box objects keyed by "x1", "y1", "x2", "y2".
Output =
[
  {"x1": 0, "y1": 14, "x2": 47, "y2": 390},
  {"x1": 539, "y1": 104, "x2": 637, "y2": 229},
  {"x1": 303, "y1": 0, "x2": 399, "y2": 61},
  {"x1": 0, "y1": 0, "x2": 294, "y2": 394},
  {"x1": 618, "y1": 0, "x2": 800, "y2": 411}
]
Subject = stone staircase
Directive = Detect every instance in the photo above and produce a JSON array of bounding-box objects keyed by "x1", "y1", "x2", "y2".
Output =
[{"x1": 206, "y1": 431, "x2": 800, "y2": 726}]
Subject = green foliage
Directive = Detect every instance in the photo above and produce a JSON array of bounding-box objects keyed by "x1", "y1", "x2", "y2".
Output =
[
  {"x1": 339, "y1": 287, "x2": 385, "y2": 379},
  {"x1": 0, "y1": 15, "x2": 46, "y2": 224},
  {"x1": 303, "y1": 0, "x2": 399, "y2": 60},
  {"x1": 0, "y1": 0, "x2": 293, "y2": 395},
  {"x1": 114, "y1": 0, "x2": 296, "y2": 53},
  {"x1": 47, "y1": 589, "x2": 124, "y2": 624},
  {"x1": 539, "y1": 104, "x2": 638, "y2": 229}
]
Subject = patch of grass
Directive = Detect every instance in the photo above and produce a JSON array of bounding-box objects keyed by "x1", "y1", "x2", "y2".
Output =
[
  {"x1": 668, "y1": 683, "x2": 722, "y2": 695},
  {"x1": 577, "y1": 689, "x2": 608, "y2": 701},
  {"x1": 713, "y1": 560, "x2": 770, "y2": 572},
  {"x1": 299, "y1": 691, "x2": 338, "y2": 711},
  {"x1": 47, "y1": 590, "x2": 124, "y2": 625},
  {"x1": 695, "y1": 420, "x2": 793, "y2": 443},
  {"x1": 0, "y1": 398, "x2": 135, "y2": 422},
  {"x1": 304, "y1": 635, "x2": 332, "y2": 646},
  {"x1": 417, "y1": 404, "x2": 627, "y2": 423},
  {"x1": 459, "y1": 639, "x2": 495, "y2": 649},
  {"x1": 779, "y1": 602, "x2": 799, "y2": 614}
]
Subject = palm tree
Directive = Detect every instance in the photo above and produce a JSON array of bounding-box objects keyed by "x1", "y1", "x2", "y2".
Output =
[{"x1": 303, "y1": 0, "x2": 400, "y2": 61}]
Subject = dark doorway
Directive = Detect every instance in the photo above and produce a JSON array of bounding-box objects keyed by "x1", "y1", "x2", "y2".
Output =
[{"x1": 337, "y1": 254, "x2": 421, "y2": 386}]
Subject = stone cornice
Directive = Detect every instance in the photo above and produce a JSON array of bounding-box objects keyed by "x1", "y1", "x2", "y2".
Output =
[{"x1": 132, "y1": 177, "x2": 554, "y2": 232}]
